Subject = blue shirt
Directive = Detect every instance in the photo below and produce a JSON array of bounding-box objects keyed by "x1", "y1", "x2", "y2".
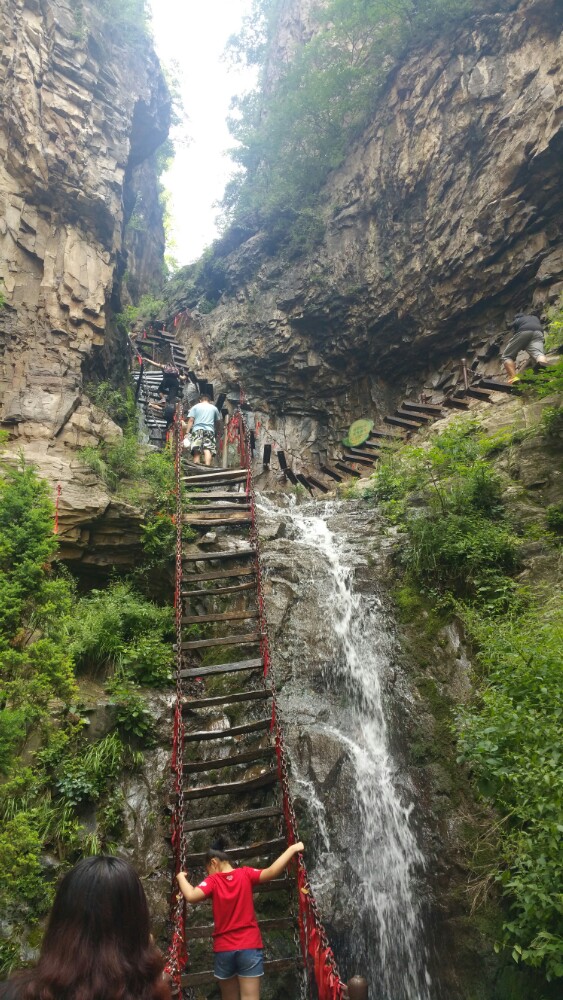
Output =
[{"x1": 188, "y1": 402, "x2": 221, "y2": 432}]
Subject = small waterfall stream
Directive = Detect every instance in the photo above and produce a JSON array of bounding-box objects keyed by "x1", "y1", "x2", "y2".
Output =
[{"x1": 262, "y1": 497, "x2": 434, "y2": 1000}]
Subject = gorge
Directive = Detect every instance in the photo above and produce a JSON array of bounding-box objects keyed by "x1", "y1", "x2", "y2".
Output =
[{"x1": 0, "y1": 2, "x2": 562, "y2": 999}]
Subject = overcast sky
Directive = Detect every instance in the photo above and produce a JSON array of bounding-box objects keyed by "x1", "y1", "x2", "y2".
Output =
[{"x1": 148, "y1": 0, "x2": 256, "y2": 266}]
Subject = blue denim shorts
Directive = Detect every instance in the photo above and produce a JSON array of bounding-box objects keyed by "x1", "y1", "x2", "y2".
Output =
[{"x1": 214, "y1": 948, "x2": 264, "y2": 980}]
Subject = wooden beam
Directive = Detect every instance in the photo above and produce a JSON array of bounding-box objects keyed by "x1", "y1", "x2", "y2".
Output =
[
  {"x1": 184, "y1": 515, "x2": 253, "y2": 527},
  {"x1": 402, "y1": 400, "x2": 443, "y2": 415},
  {"x1": 477, "y1": 377, "x2": 515, "y2": 394},
  {"x1": 184, "y1": 718, "x2": 271, "y2": 742},
  {"x1": 277, "y1": 450, "x2": 287, "y2": 470},
  {"x1": 343, "y1": 450, "x2": 376, "y2": 465},
  {"x1": 183, "y1": 491, "x2": 248, "y2": 500},
  {"x1": 178, "y1": 632, "x2": 261, "y2": 651},
  {"x1": 184, "y1": 837, "x2": 286, "y2": 868},
  {"x1": 183, "y1": 548, "x2": 254, "y2": 562},
  {"x1": 335, "y1": 462, "x2": 361, "y2": 477},
  {"x1": 384, "y1": 415, "x2": 420, "y2": 429},
  {"x1": 320, "y1": 464, "x2": 343, "y2": 482},
  {"x1": 181, "y1": 958, "x2": 298, "y2": 987},
  {"x1": 395, "y1": 408, "x2": 430, "y2": 423},
  {"x1": 180, "y1": 657, "x2": 263, "y2": 680},
  {"x1": 181, "y1": 610, "x2": 259, "y2": 625},
  {"x1": 182, "y1": 581, "x2": 256, "y2": 599},
  {"x1": 183, "y1": 745, "x2": 274, "y2": 774},
  {"x1": 187, "y1": 916, "x2": 294, "y2": 939},
  {"x1": 186, "y1": 503, "x2": 251, "y2": 511},
  {"x1": 296, "y1": 474, "x2": 313, "y2": 493},
  {"x1": 182, "y1": 566, "x2": 256, "y2": 585},
  {"x1": 183, "y1": 769, "x2": 278, "y2": 801},
  {"x1": 305, "y1": 476, "x2": 330, "y2": 494},
  {"x1": 263, "y1": 444, "x2": 272, "y2": 468},
  {"x1": 182, "y1": 688, "x2": 271, "y2": 710},
  {"x1": 182, "y1": 472, "x2": 247, "y2": 487}
]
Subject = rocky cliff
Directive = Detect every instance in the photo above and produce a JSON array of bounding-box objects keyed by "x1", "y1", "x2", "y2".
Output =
[
  {"x1": 0, "y1": 0, "x2": 170, "y2": 567},
  {"x1": 169, "y1": 0, "x2": 562, "y2": 467}
]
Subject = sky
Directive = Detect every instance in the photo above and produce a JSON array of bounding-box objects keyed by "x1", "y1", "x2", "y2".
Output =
[{"x1": 148, "y1": 0, "x2": 257, "y2": 266}]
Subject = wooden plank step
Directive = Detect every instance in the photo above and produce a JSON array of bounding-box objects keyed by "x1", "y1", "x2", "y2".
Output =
[
  {"x1": 182, "y1": 610, "x2": 258, "y2": 625},
  {"x1": 186, "y1": 503, "x2": 251, "y2": 511},
  {"x1": 183, "y1": 548, "x2": 254, "y2": 562},
  {"x1": 384, "y1": 415, "x2": 421, "y2": 429},
  {"x1": 183, "y1": 769, "x2": 278, "y2": 802},
  {"x1": 184, "y1": 491, "x2": 248, "y2": 500},
  {"x1": 465, "y1": 386, "x2": 493, "y2": 400},
  {"x1": 319, "y1": 464, "x2": 343, "y2": 482},
  {"x1": 335, "y1": 462, "x2": 361, "y2": 478},
  {"x1": 180, "y1": 657, "x2": 263, "y2": 680},
  {"x1": 182, "y1": 566, "x2": 256, "y2": 586},
  {"x1": 402, "y1": 401, "x2": 444, "y2": 414},
  {"x1": 184, "y1": 718, "x2": 271, "y2": 742},
  {"x1": 183, "y1": 746, "x2": 275, "y2": 775},
  {"x1": 182, "y1": 466, "x2": 246, "y2": 478},
  {"x1": 305, "y1": 476, "x2": 330, "y2": 494},
  {"x1": 187, "y1": 916, "x2": 294, "y2": 940},
  {"x1": 182, "y1": 958, "x2": 298, "y2": 987},
  {"x1": 185, "y1": 515, "x2": 253, "y2": 527},
  {"x1": 183, "y1": 581, "x2": 256, "y2": 599},
  {"x1": 183, "y1": 688, "x2": 271, "y2": 710},
  {"x1": 184, "y1": 838, "x2": 286, "y2": 868},
  {"x1": 183, "y1": 474, "x2": 248, "y2": 488},
  {"x1": 178, "y1": 632, "x2": 261, "y2": 651},
  {"x1": 443, "y1": 396, "x2": 470, "y2": 410},
  {"x1": 369, "y1": 429, "x2": 404, "y2": 440},
  {"x1": 477, "y1": 378, "x2": 515, "y2": 394},
  {"x1": 343, "y1": 449, "x2": 378, "y2": 463},
  {"x1": 395, "y1": 408, "x2": 430, "y2": 423}
]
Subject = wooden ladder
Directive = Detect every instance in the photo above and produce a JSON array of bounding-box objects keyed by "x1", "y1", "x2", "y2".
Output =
[{"x1": 177, "y1": 461, "x2": 301, "y2": 990}]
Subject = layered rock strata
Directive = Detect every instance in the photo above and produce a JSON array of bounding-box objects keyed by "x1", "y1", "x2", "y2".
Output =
[
  {"x1": 171, "y1": 0, "x2": 562, "y2": 467},
  {"x1": 0, "y1": 0, "x2": 169, "y2": 565}
]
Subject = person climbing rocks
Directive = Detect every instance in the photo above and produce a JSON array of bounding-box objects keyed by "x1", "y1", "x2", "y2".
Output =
[
  {"x1": 184, "y1": 392, "x2": 222, "y2": 467},
  {"x1": 176, "y1": 838, "x2": 304, "y2": 1000},
  {"x1": 502, "y1": 313, "x2": 548, "y2": 383}
]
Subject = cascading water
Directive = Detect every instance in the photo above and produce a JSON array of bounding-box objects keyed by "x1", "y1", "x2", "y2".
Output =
[{"x1": 263, "y1": 497, "x2": 434, "y2": 1000}]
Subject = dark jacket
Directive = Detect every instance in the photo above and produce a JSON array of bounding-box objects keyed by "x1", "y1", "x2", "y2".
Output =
[{"x1": 511, "y1": 313, "x2": 543, "y2": 333}]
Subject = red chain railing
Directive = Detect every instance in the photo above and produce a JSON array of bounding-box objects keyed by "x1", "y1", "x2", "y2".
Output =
[
  {"x1": 164, "y1": 405, "x2": 188, "y2": 990},
  {"x1": 240, "y1": 402, "x2": 345, "y2": 1000}
]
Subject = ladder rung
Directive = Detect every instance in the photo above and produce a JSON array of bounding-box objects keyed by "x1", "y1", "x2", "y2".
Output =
[
  {"x1": 186, "y1": 503, "x2": 251, "y2": 511},
  {"x1": 187, "y1": 916, "x2": 294, "y2": 939},
  {"x1": 183, "y1": 745, "x2": 275, "y2": 774},
  {"x1": 181, "y1": 958, "x2": 298, "y2": 987},
  {"x1": 184, "y1": 837, "x2": 286, "y2": 869},
  {"x1": 343, "y1": 450, "x2": 376, "y2": 465},
  {"x1": 182, "y1": 688, "x2": 271, "y2": 710},
  {"x1": 183, "y1": 769, "x2": 278, "y2": 802},
  {"x1": 180, "y1": 657, "x2": 263, "y2": 680},
  {"x1": 184, "y1": 718, "x2": 271, "y2": 742},
  {"x1": 402, "y1": 400, "x2": 444, "y2": 415},
  {"x1": 184, "y1": 491, "x2": 248, "y2": 500},
  {"x1": 182, "y1": 566, "x2": 256, "y2": 585},
  {"x1": 183, "y1": 581, "x2": 256, "y2": 598},
  {"x1": 395, "y1": 408, "x2": 431, "y2": 423},
  {"x1": 384, "y1": 415, "x2": 421, "y2": 429},
  {"x1": 183, "y1": 548, "x2": 254, "y2": 562},
  {"x1": 182, "y1": 610, "x2": 259, "y2": 625},
  {"x1": 178, "y1": 632, "x2": 261, "y2": 650},
  {"x1": 185, "y1": 515, "x2": 253, "y2": 527}
]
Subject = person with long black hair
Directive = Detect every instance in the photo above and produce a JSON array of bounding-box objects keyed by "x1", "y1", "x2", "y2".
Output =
[
  {"x1": 0, "y1": 856, "x2": 171, "y2": 1000},
  {"x1": 177, "y1": 838, "x2": 304, "y2": 1000}
]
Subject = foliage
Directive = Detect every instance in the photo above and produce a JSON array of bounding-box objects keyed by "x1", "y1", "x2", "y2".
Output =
[
  {"x1": 85, "y1": 380, "x2": 137, "y2": 431},
  {"x1": 544, "y1": 294, "x2": 563, "y2": 353},
  {"x1": 457, "y1": 604, "x2": 563, "y2": 980},
  {"x1": 223, "y1": 0, "x2": 501, "y2": 246},
  {"x1": 109, "y1": 684, "x2": 156, "y2": 743},
  {"x1": 517, "y1": 360, "x2": 563, "y2": 399},
  {"x1": 69, "y1": 581, "x2": 173, "y2": 685},
  {"x1": 365, "y1": 416, "x2": 563, "y2": 981}
]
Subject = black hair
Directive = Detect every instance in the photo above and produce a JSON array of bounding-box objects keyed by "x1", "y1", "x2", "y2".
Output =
[{"x1": 205, "y1": 837, "x2": 230, "y2": 865}]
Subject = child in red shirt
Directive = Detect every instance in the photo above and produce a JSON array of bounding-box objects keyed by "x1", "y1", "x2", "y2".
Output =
[{"x1": 177, "y1": 839, "x2": 304, "y2": 999}]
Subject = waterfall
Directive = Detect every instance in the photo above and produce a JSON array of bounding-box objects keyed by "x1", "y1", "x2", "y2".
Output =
[{"x1": 264, "y1": 497, "x2": 434, "y2": 1000}]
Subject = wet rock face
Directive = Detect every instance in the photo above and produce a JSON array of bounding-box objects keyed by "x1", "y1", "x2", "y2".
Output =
[
  {"x1": 0, "y1": 0, "x2": 169, "y2": 566},
  {"x1": 180, "y1": 0, "x2": 562, "y2": 459}
]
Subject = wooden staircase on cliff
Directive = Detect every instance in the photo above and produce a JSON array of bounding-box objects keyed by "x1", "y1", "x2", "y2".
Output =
[{"x1": 176, "y1": 461, "x2": 301, "y2": 990}]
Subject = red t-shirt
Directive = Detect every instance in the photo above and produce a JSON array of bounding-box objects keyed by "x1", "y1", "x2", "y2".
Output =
[{"x1": 197, "y1": 867, "x2": 263, "y2": 952}]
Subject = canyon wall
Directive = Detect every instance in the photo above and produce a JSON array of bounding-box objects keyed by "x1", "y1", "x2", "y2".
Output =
[
  {"x1": 0, "y1": 0, "x2": 169, "y2": 566},
  {"x1": 170, "y1": 0, "x2": 562, "y2": 467}
]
